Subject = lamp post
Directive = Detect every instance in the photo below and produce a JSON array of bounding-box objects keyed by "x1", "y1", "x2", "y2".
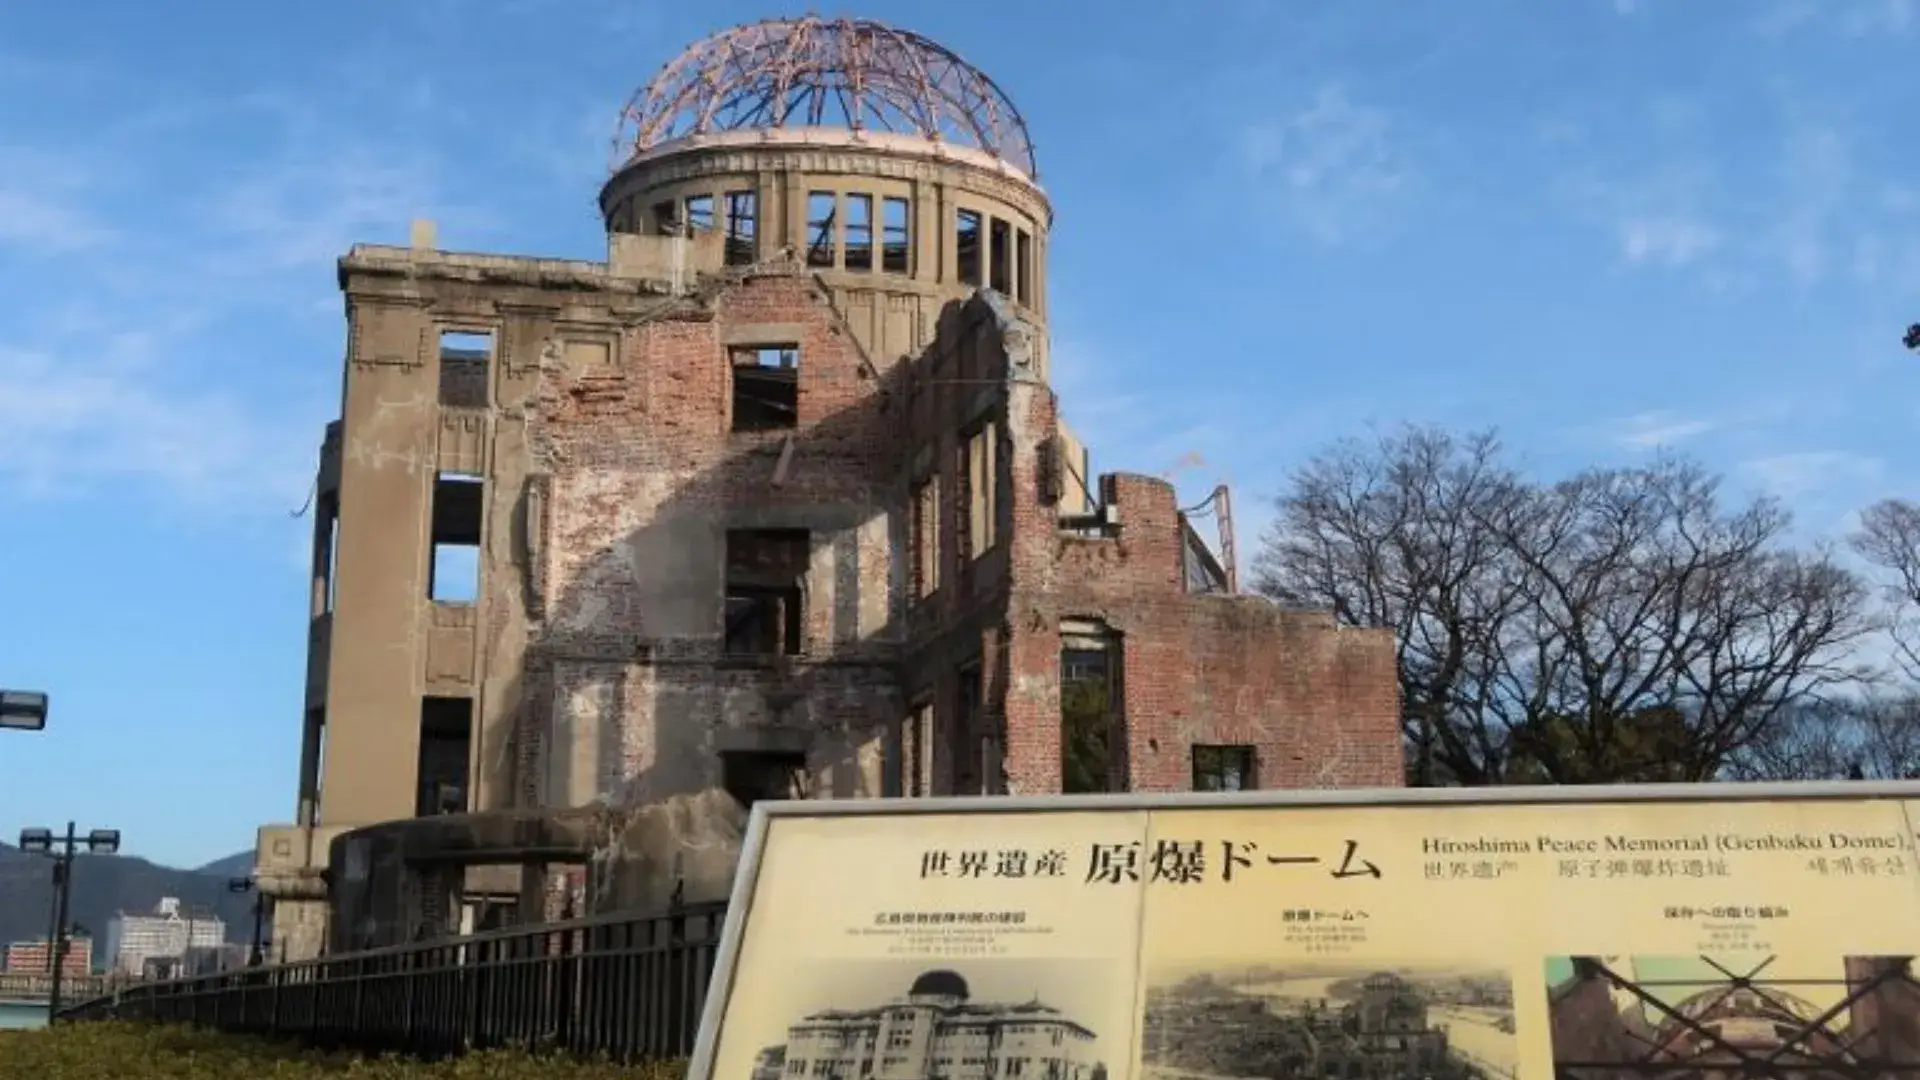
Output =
[
  {"x1": 227, "y1": 876, "x2": 269, "y2": 967},
  {"x1": 0, "y1": 689, "x2": 49, "y2": 731},
  {"x1": 18, "y1": 823, "x2": 120, "y2": 1022}
]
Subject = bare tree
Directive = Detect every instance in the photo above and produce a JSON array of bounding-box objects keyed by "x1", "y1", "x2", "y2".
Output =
[
  {"x1": 1258, "y1": 427, "x2": 1876, "y2": 785},
  {"x1": 1731, "y1": 696, "x2": 1920, "y2": 781},
  {"x1": 1852, "y1": 499, "x2": 1920, "y2": 680},
  {"x1": 1254, "y1": 427, "x2": 1531, "y2": 785}
]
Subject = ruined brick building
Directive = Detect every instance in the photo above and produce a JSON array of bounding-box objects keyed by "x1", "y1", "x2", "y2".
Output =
[{"x1": 251, "y1": 16, "x2": 1401, "y2": 960}]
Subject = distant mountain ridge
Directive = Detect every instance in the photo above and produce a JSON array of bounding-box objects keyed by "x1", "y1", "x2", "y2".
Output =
[
  {"x1": 0, "y1": 845, "x2": 258, "y2": 967},
  {"x1": 194, "y1": 851, "x2": 257, "y2": 879}
]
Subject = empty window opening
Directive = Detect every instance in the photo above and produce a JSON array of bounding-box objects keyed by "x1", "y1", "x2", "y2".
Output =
[
  {"x1": 326, "y1": 511, "x2": 340, "y2": 612},
  {"x1": 911, "y1": 477, "x2": 940, "y2": 600},
  {"x1": 299, "y1": 707, "x2": 326, "y2": 826},
  {"x1": 724, "y1": 528, "x2": 809, "y2": 655},
  {"x1": 955, "y1": 662, "x2": 985, "y2": 794},
  {"x1": 956, "y1": 210, "x2": 983, "y2": 286},
  {"x1": 651, "y1": 200, "x2": 680, "y2": 236},
  {"x1": 1015, "y1": 229, "x2": 1033, "y2": 306},
  {"x1": 965, "y1": 423, "x2": 998, "y2": 558},
  {"x1": 428, "y1": 471, "x2": 484, "y2": 603},
  {"x1": 722, "y1": 749, "x2": 809, "y2": 808},
  {"x1": 724, "y1": 190, "x2": 757, "y2": 265},
  {"x1": 1192, "y1": 744, "x2": 1256, "y2": 792},
  {"x1": 438, "y1": 330, "x2": 491, "y2": 409},
  {"x1": 989, "y1": 217, "x2": 1012, "y2": 295},
  {"x1": 882, "y1": 197, "x2": 911, "y2": 274},
  {"x1": 730, "y1": 345, "x2": 799, "y2": 432},
  {"x1": 844, "y1": 194, "x2": 873, "y2": 272},
  {"x1": 1061, "y1": 621, "x2": 1122, "y2": 794},
  {"x1": 806, "y1": 192, "x2": 837, "y2": 267},
  {"x1": 685, "y1": 194, "x2": 715, "y2": 239},
  {"x1": 314, "y1": 493, "x2": 339, "y2": 616},
  {"x1": 416, "y1": 697, "x2": 473, "y2": 817}
]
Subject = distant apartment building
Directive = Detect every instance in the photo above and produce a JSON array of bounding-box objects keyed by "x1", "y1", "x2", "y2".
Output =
[
  {"x1": 104, "y1": 897, "x2": 225, "y2": 976},
  {"x1": 3, "y1": 936, "x2": 92, "y2": 978}
]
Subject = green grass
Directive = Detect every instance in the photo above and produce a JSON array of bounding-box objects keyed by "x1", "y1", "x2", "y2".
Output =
[{"x1": 0, "y1": 1021, "x2": 689, "y2": 1080}]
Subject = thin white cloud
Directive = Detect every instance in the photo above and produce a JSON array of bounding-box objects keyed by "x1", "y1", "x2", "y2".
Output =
[
  {"x1": 1238, "y1": 85, "x2": 1409, "y2": 246},
  {"x1": 0, "y1": 145, "x2": 116, "y2": 254},
  {"x1": 1610, "y1": 410, "x2": 1718, "y2": 450},
  {"x1": 1619, "y1": 217, "x2": 1719, "y2": 266},
  {"x1": 0, "y1": 338, "x2": 314, "y2": 509},
  {"x1": 1754, "y1": 0, "x2": 1915, "y2": 36},
  {"x1": 203, "y1": 144, "x2": 453, "y2": 272},
  {"x1": 1742, "y1": 451, "x2": 1885, "y2": 503}
]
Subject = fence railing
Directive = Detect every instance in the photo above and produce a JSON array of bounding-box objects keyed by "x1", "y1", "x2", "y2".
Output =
[
  {"x1": 58, "y1": 901, "x2": 728, "y2": 1063},
  {"x1": 0, "y1": 970, "x2": 117, "y2": 1001}
]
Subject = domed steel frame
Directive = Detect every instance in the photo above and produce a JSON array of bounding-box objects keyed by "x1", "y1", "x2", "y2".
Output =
[{"x1": 614, "y1": 16, "x2": 1039, "y2": 179}]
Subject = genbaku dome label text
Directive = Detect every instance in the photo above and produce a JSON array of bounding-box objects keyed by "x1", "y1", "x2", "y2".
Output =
[{"x1": 1422, "y1": 831, "x2": 1912, "y2": 856}]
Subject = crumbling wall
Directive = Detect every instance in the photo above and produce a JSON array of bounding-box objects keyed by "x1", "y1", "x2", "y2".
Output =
[
  {"x1": 982, "y1": 297, "x2": 1402, "y2": 796},
  {"x1": 523, "y1": 267, "x2": 906, "y2": 808}
]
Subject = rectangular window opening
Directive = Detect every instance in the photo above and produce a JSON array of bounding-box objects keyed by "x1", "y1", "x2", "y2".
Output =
[
  {"x1": 1015, "y1": 229, "x2": 1033, "y2": 306},
  {"x1": 956, "y1": 662, "x2": 984, "y2": 793},
  {"x1": 299, "y1": 706, "x2": 327, "y2": 826},
  {"x1": 416, "y1": 696, "x2": 473, "y2": 817},
  {"x1": 844, "y1": 193, "x2": 873, "y2": 272},
  {"x1": 722, "y1": 750, "x2": 809, "y2": 808},
  {"x1": 730, "y1": 345, "x2": 799, "y2": 432},
  {"x1": 882, "y1": 197, "x2": 911, "y2": 274},
  {"x1": 652, "y1": 200, "x2": 679, "y2": 237},
  {"x1": 965, "y1": 423, "x2": 998, "y2": 558},
  {"x1": 428, "y1": 471, "x2": 484, "y2": 604},
  {"x1": 806, "y1": 192, "x2": 837, "y2": 268},
  {"x1": 685, "y1": 194, "x2": 715, "y2": 238},
  {"x1": 989, "y1": 217, "x2": 1012, "y2": 295},
  {"x1": 956, "y1": 209, "x2": 983, "y2": 287},
  {"x1": 438, "y1": 330, "x2": 491, "y2": 409},
  {"x1": 315, "y1": 493, "x2": 340, "y2": 616},
  {"x1": 724, "y1": 528, "x2": 809, "y2": 655},
  {"x1": 724, "y1": 190, "x2": 757, "y2": 265},
  {"x1": 1061, "y1": 622, "x2": 1121, "y2": 795},
  {"x1": 1192, "y1": 744, "x2": 1256, "y2": 793},
  {"x1": 912, "y1": 477, "x2": 940, "y2": 600}
]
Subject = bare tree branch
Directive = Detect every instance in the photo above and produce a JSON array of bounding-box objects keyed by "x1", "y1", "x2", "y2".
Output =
[{"x1": 1258, "y1": 428, "x2": 1874, "y2": 785}]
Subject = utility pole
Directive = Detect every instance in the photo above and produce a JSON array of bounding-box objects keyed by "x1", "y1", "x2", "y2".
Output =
[{"x1": 17, "y1": 822, "x2": 120, "y2": 1023}]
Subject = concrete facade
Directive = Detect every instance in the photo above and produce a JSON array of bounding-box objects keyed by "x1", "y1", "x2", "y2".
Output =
[{"x1": 253, "y1": 15, "x2": 1401, "y2": 960}]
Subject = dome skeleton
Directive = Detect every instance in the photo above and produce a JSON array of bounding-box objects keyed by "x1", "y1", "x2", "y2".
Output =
[{"x1": 614, "y1": 16, "x2": 1038, "y2": 179}]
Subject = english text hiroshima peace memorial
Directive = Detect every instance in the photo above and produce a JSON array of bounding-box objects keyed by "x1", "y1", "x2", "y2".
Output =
[{"x1": 251, "y1": 16, "x2": 1403, "y2": 958}]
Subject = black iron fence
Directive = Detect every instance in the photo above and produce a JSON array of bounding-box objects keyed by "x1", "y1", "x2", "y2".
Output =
[{"x1": 58, "y1": 901, "x2": 727, "y2": 1063}]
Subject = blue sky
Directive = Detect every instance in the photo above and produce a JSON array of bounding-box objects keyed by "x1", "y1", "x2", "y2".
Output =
[{"x1": 2, "y1": 0, "x2": 1917, "y2": 869}]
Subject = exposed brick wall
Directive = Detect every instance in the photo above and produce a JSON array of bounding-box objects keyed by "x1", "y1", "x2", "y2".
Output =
[
  {"x1": 525, "y1": 267, "x2": 902, "y2": 806},
  {"x1": 990, "y1": 306, "x2": 1402, "y2": 797}
]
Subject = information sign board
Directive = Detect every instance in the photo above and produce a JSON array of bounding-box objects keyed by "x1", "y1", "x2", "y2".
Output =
[{"x1": 691, "y1": 783, "x2": 1920, "y2": 1080}]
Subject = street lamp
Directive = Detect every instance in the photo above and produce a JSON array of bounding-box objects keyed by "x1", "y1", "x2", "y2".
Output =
[
  {"x1": 1904, "y1": 323, "x2": 1920, "y2": 351},
  {"x1": 0, "y1": 690, "x2": 49, "y2": 731},
  {"x1": 227, "y1": 876, "x2": 270, "y2": 967},
  {"x1": 17, "y1": 822, "x2": 120, "y2": 1022}
]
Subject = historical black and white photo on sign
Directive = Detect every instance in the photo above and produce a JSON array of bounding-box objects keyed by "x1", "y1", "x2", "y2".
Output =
[
  {"x1": 748, "y1": 960, "x2": 1115, "y2": 1080},
  {"x1": 1142, "y1": 961, "x2": 1517, "y2": 1080}
]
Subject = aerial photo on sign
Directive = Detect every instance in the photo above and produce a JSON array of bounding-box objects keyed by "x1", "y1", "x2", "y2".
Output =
[{"x1": 1142, "y1": 961, "x2": 1517, "y2": 1080}]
